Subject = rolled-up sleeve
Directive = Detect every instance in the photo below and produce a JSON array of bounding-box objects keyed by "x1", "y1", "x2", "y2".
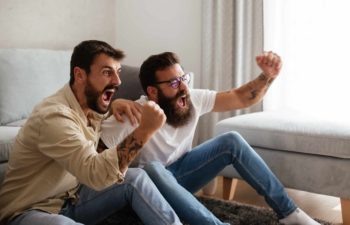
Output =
[{"x1": 38, "y1": 108, "x2": 124, "y2": 191}]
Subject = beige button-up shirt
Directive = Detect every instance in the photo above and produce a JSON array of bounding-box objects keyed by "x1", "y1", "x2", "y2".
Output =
[{"x1": 0, "y1": 84, "x2": 124, "y2": 223}]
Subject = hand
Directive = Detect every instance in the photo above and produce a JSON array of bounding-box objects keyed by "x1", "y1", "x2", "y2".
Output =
[
  {"x1": 256, "y1": 51, "x2": 282, "y2": 79},
  {"x1": 110, "y1": 99, "x2": 142, "y2": 126},
  {"x1": 138, "y1": 101, "x2": 166, "y2": 134}
]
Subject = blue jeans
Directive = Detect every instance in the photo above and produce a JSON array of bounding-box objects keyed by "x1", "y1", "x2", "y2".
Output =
[
  {"x1": 143, "y1": 131, "x2": 297, "y2": 225},
  {"x1": 8, "y1": 168, "x2": 182, "y2": 225}
]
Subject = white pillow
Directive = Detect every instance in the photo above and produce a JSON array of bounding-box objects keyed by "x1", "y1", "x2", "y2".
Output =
[{"x1": 0, "y1": 49, "x2": 71, "y2": 125}]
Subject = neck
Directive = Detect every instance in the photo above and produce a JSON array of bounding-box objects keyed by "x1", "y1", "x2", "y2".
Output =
[{"x1": 70, "y1": 84, "x2": 90, "y2": 116}]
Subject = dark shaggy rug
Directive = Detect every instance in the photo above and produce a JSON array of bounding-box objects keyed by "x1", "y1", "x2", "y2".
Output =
[{"x1": 98, "y1": 196, "x2": 334, "y2": 225}]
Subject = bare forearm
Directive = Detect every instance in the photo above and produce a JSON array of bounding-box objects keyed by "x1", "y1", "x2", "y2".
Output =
[{"x1": 235, "y1": 73, "x2": 274, "y2": 107}]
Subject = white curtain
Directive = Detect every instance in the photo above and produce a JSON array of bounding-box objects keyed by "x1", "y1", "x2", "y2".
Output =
[
  {"x1": 195, "y1": 0, "x2": 264, "y2": 144},
  {"x1": 263, "y1": 0, "x2": 350, "y2": 123}
]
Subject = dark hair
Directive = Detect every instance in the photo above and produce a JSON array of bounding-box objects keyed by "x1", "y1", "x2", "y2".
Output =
[
  {"x1": 139, "y1": 52, "x2": 180, "y2": 93},
  {"x1": 69, "y1": 40, "x2": 125, "y2": 85}
]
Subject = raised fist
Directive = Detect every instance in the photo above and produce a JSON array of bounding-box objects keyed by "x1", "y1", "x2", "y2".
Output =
[
  {"x1": 138, "y1": 101, "x2": 166, "y2": 134},
  {"x1": 256, "y1": 51, "x2": 282, "y2": 79}
]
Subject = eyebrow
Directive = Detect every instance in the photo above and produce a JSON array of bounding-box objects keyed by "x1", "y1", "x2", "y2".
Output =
[
  {"x1": 157, "y1": 73, "x2": 186, "y2": 84},
  {"x1": 101, "y1": 66, "x2": 113, "y2": 70},
  {"x1": 101, "y1": 65, "x2": 121, "y2": 71}
]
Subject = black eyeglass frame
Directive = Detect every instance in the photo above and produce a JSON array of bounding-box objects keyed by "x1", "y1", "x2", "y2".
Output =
[{"x1": 155, "y1": 72, "x2": 192, "y2": 89}]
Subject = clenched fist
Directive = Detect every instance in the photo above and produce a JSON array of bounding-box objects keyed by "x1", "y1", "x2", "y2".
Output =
[
  {"x1": 138, "y1": 101, "x2": 166, "y2": 134},
  {"x1": 256, "y1": 51, "x2": 282, "y2": 79}
]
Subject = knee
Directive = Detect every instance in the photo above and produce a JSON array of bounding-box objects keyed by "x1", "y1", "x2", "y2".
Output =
[
  {"x1": 12, "y1": 211, "x2": 82, "y2": 225},
  {"x1": 143, "y1": 161, "x2": 171, "y2": 181},
  {"x1": 218, "y1": 131, "x2": 245, "y2": 146},
  {"x1": 50, "y1": 215, "x2": 83, "y2": 225},
  {"x1": 143, "y1": 161, "x2": 165, "y2": 173},
  {"x1": 125, "y1": 168, "x2": 150, "y2": 185},
  {"x1": 143, "y1": 161, "x2": 165, "y2": 174},
  {"x1": 215, "y1": 131, "x2": 250, "y2": 156}
]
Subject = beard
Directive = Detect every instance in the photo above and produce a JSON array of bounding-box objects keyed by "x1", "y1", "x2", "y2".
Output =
[
  {"x1": 157, "y1": 88, "x2": 194, "y2": 128},
  {"x1": 85, "y1": 79, "x2": 116, "y2": 114}
]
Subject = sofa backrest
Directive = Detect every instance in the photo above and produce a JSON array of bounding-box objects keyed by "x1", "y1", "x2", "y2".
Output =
[
  {"x1": 114, "y1": 65, "x2": 144, "y2": 101},
  {"x1": 0, "y1": 49, "x2": 143, "y2": 125},
  {"x1": 0, "y1": 49, "x2": 71, "y2": 125}
]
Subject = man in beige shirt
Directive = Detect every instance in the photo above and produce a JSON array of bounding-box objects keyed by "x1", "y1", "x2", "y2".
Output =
[{"x1": 0, "y1": 40, "x2": 182, "y2": 225}]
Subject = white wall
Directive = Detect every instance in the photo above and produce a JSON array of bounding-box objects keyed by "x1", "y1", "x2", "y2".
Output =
[
  {"x1": 0, "y1": 0, "x2": 202, "y2": 76},
  {"x1": 115, "y1": 0, "x2": 202, "y2": 77},
  {"x1": 0, "y1": 0, "x2": 118, "y2": 49}
]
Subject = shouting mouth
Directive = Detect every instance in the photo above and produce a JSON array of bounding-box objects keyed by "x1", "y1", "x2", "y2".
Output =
[
  {"x1": 176, "y1": 94, "x2": 188, "y2": 108},
  {"x1": 102, "y1": 87, "x2": 117, "y2": 106}
]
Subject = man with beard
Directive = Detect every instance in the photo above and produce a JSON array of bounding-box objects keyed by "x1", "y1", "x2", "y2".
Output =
[
  {"x1": 0, "y1": 41, "x2": 183, "y2": 225},
  {"x1": 101, "y1": 52, "x2": 321, "y2": 225}
]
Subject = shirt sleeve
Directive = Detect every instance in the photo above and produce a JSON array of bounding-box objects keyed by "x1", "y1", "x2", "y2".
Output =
[
  {"x1": 100, "y1": 115, "x2": 136, "y2": 149},
  {"x1": 190, "y1": 89, "x2": 217, "y2": 116},
  {"x1": 37, "y1": 108, "x2": 125, "y2": 191}
]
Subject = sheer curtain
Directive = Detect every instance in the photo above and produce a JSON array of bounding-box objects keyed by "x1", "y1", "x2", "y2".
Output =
[
  {"x1": 196, "y1": 0, "x2": 264, "y2": 145},
  {"x1": 263, "y1": 0, "x2": 350, "y2": 123}
]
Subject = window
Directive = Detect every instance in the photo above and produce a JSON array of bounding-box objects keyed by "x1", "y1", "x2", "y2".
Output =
[{"x1": 263, "y1": 0, "x2": 350, "y2": 122}]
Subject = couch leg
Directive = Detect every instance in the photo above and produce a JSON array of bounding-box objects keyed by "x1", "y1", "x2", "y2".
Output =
[
  {"x1": 202, "y1": 178, "x2": 218, "y2": 196},
  {"x1": 222, "y1": 177, "x2": 238, "y2": 200},
  {"x1": 341, "y1": 198, "x2": 350, "y2": 225}
]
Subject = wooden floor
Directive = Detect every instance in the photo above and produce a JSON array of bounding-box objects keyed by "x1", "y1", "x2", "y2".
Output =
[{"x1": 197, "y1": 177, "x2": 342, "y2": 224}]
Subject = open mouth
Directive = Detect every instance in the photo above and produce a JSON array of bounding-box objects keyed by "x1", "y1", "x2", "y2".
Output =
[
  {"x1": 102, "y1": 88, "x2": 116, "y2": 105},
  {"x1": 176, "y1": 94, "x2": 187, "y2": 108}
]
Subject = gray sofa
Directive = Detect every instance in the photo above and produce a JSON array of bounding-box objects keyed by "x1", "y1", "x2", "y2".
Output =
[
  {"x1": 0, "y1": 48, "x2": 143, "y2": 185},
  {"x1": 215, "y1": 112, "x2": 350, "y2": 225}
]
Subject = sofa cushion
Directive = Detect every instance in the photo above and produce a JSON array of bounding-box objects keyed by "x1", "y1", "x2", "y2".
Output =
[
  {"x1": 0, "y1": 49, "x2": 71, "y2": 125},
  {"x1": 215, "y1": 112, "x2": 350, "y2": 159},
  {"x1": 5, "y1": 119, "x2": 27, "y2": 127},
  {"x1": 0, "y1": 126, "x2": 21, "y2": 162}
]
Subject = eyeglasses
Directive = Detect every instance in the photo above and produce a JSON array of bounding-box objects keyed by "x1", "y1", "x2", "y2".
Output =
[{"x1": 155, "y1": 72, "x2": 192, "y2": 89}]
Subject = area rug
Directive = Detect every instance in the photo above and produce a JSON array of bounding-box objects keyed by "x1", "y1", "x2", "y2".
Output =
[{"x1": 98, "y1": 196, "x2": 334, "y2": 225}]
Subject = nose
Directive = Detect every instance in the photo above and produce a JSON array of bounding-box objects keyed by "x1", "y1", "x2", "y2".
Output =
[
  {"x1": 177, "y1": 80, "x2": 188, "y2": 92},
  {"x1": 112, "y1": 73, "x2": 122, "y2": 86}
]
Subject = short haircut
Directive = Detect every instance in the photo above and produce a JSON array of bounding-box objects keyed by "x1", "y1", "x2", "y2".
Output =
[
  {"x1": 139, "y1": 52, "x2": 180, "y2": 93},
  {"x1": 69, "y1": 40, "x2": 125, "y2": 85}
]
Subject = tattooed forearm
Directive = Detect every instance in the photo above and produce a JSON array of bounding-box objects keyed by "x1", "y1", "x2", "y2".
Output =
[
  {"x1": 238, "y1": 73, "x2": 275, "y2": 104},
  {"x1": 116, "y1": 131, "x2": 144, "y2": 172},
  {"x1": 258, "y1": 73, "x2": 274, "y2": 86},
  {"x1": 249, "y1": 89, "x2": 258, "y2": 100}
]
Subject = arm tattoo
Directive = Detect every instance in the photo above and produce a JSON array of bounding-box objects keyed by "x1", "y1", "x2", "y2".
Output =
[
  {"x1": 250, "y1": 89, "x2": 258, "y2": 100},
  {"x1": 239, "y1": 73, "x2": 275, "y2": 102},
  {"x1": 116, "y1": 131, "x2": 144, "y2": 171}
]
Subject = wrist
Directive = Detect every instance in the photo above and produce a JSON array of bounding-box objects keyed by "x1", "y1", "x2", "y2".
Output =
[
  {"x1": 133, "y1": 126, "x2": 153, "y2": 144},
  {"x1": 259, "y1": 72, "x2": 269, "y2": 79},
  {"x1": 259, "y1": 72, "x2": 274, "y2": 84}
]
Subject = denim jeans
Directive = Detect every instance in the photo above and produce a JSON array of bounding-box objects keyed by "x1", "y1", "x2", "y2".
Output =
[
  {"x1": 8, "y1": 168, "x2": 182, "y2": 225},
  {"x1": 143, "y1": 131, "x2": 297, "y2": 225}
]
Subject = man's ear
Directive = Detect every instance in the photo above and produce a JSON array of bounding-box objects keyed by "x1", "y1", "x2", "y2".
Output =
[
  {"x1": 73, "y1": 67, "x2": 86, "y2": 84},
  {"x1": 147, "y1": 86, "x2": 158, "y2": 101}
]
